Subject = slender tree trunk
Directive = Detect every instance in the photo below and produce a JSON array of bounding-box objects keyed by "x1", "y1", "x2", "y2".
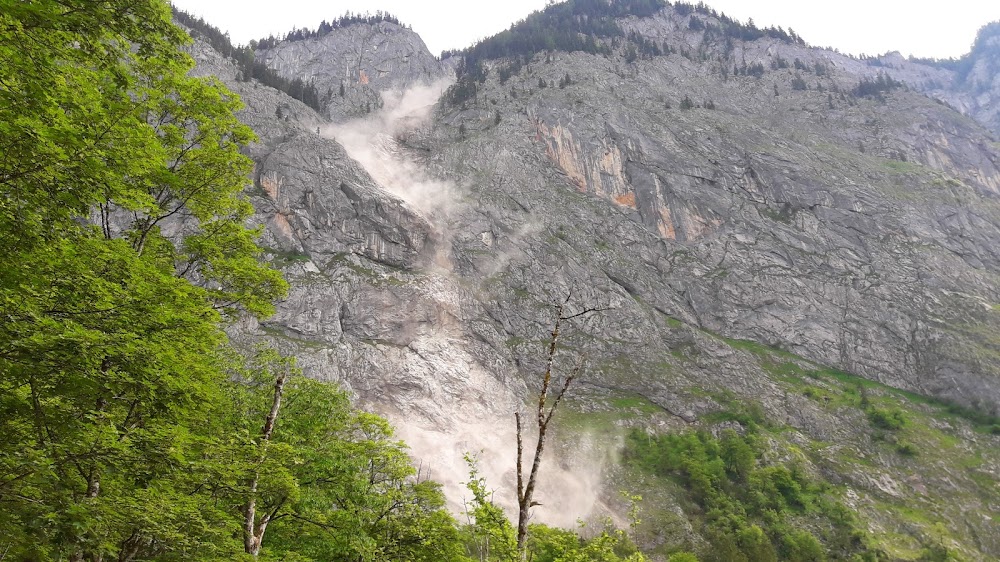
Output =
[
  {"x1": 515, "y1": 300, "x2": 590, "y2": 559},
  {"x1": 243, "y1": 366, "x2": 288, "y2": 556}
]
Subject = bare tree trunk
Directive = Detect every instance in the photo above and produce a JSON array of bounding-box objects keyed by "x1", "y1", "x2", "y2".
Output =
[
  {"x1": 515, "y1": 298, "x2": 595, "y2": 559},
  {"x1": 243, "y1": 366, "x2": 288, "y2": 557}
]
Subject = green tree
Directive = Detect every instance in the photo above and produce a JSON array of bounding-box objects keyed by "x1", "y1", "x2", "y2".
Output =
[
  {"x1": 720, "y1": 430, "x2": 755, "y2": 481},
  {"x1": 525, "y1": 521, "x2": 648, "y2": 562},
  {"x1": 221, "y1": 351, "x2": 464, "y2": 561},
  {"x1": 0, "y1": 1, "x2": 285, "y2": 559},
  {"x1": 462, "y1": 454, "x2": 518, "y2": 562}
]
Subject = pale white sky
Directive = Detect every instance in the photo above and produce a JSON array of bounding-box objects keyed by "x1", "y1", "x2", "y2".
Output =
[{"x1": 170, "y1": 0, "x2": 1000, "y2": 60}]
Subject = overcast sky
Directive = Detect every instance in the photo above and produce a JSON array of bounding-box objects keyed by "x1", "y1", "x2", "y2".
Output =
[{"x1": 170, "y1": 0, "x2": 1000, "y2": 60}]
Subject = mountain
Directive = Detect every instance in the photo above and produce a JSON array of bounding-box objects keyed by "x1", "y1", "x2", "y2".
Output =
[
  {"x1": 254, "y1": 16, "x2": 448, "y2": 120},
  {"x1": 180, "y1": 1, "x2": 1000, "y2": 559}
]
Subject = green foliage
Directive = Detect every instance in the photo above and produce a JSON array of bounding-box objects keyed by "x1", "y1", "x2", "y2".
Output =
[
  {"x1": 461, "y1": 454, "x2": 518, "y2": 561},
  {"x1": 896, "y1": 441, "x2": 919, "y2": 457},
  {"x1": 733, "y1": 62, "x2": 766, "y2": 78},
  {"x1": 674, "y1": 3, "x2": 803, "y2": 44},
  {"x1": 867, "y1": 407, "x2": 906, "y2": 431},
  {"x1": 702, "y1": 397, "x2": 768, "y2": 431},
  {"x1": 0, "y1": 1, "x2": 285, "y2": 558},
  {"x1": 916, "y1": 540, "x2": 951, "y2": 562},
  {"x1": 779, "y1": 528, "x2": 825, "y2": 561},
  {"x1": 939, "y1": 401, "x2": 1000, "y2": 432},
  {"x1": 909, "y1": 22, "x2": 1000, "y2": 87},
  {"x1": 256, "y1": 10, "x2": 403, "y2": 48},
  {"x1": 459, "y1": 457, "x2": 649, "y2": 562},
  {"x1": 446, "y1": 0, "x2": 670, "y2": 104},
  {"x1": 527, "y1": 522, "x2": 648, "y2": 562},
  {"x1": 624, "y1": 427, "x2": 881, "y2": 561},
  {"x1": 223, "y1": 354, "x2": 464, "y2": 561}
]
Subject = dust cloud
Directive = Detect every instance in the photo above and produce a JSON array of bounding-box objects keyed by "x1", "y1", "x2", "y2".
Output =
[
  {"x1": 393, "y1": 411, "x2": 619, "y2": 528},
  {"x1": 322, "y1": 80, "x2": 615, "y2": 526},
  {"x1": 321, "y1": 78, "x2": 455, "y2": 225}
]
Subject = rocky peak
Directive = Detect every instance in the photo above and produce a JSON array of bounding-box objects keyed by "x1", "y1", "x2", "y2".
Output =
[{"x1": 255, "y1": 19, "x2": 449, "y2": 120}]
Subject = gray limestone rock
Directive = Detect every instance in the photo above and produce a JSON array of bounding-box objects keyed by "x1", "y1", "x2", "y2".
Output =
[{"x1": 255, "y1": 21, "x2": 448, "y2": 120}]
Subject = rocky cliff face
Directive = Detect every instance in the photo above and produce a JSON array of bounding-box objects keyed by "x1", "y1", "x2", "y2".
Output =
[
  {"x1": 255, "y1": 21, "x2": 448, "y2": 120},
  {"x1": 184, "y1": 4, "x2": 1000, "y2": 558},
  {"x1": 952, "y1": 23, "x2": 1000, "y2": 136},
  {"x1": 436, "y1": 7, "x2": 1000, "y2": 412}
]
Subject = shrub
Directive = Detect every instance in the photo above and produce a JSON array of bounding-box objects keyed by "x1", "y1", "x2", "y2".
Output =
[
  {"x1": 896, "y1": 441, "x2": 919, "y2": 456},
  {"x1": 867, "y1": 407, "x2": 906, "y2": 431}
]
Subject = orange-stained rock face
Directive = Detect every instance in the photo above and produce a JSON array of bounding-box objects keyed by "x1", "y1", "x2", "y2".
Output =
[
  {"x1": 272, "y1": 212, "x2": 294, "y2": 241},
  {"x1": 614, "y1": 192, "x2": 637, "y2": 208},
  {"x1": 535, "y1": 119, "x2": 631, "y2": 201},
  {"x1": 260, "y1": 171, "x2": 282, "y2": 200},
  {"x1": 535, "y1": 118, "x2": 722, "y2": 242},
  {"x1": 657, "y1": 206, "x2": 676, "y2": 240}
]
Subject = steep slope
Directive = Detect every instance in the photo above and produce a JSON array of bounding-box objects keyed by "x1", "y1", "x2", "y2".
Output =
[
  {"x1": 443, "y1": 2, "x2": 1000, "y2": 412},
  {"x1": 184, "y1": 3, "x2": 1000, "y2": 559}
]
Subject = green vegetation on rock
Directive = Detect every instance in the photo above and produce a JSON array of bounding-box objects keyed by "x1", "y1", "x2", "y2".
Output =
[{"x1": 624, "y1": 426, "x2": 882, "y2": 562}]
